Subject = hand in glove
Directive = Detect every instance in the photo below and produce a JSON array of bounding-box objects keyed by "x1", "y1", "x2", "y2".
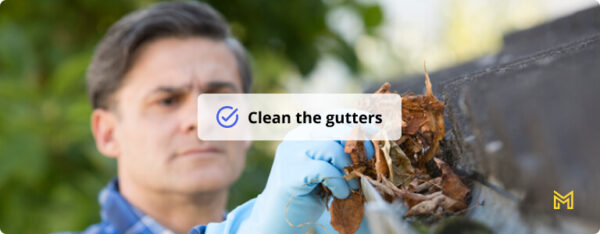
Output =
[{"x1": 196, "y1": 124, "x2": 374, "y2": 234}]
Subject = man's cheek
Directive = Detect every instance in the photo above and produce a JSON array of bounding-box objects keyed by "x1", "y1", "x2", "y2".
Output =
[
  {"x1": 124, "y1": 126, "x2": 165, "y2": 164},
  {"x1": 136, "y1": 117, "x2": 171, "y2": 144}
]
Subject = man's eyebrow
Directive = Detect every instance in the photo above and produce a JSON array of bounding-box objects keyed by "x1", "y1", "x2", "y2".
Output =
[
  {"x1": 144, "y1": 81, "x2": 239, "y2": 98},
  {"x1": 146, "y1": 85, "x2": 191, "y2": 97},
  {"x1": 201, "y1": 81, "x2": 240, "y2": 93}
]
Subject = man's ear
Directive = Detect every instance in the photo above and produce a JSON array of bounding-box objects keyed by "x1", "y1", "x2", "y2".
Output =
[{"x1": 91, "y1": 109, "x2": 121, "y2": 158}]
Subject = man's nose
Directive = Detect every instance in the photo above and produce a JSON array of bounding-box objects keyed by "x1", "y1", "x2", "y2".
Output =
[{"x1": 180, "y1": 99, "x2": 197, "y2": 134}]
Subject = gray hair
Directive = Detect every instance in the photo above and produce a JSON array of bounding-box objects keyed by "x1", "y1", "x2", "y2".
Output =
[{"x1": 86, "y1": 1, "x2": 252, "y2": 109}]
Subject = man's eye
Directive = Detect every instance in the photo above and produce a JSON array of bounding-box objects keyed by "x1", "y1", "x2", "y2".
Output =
[{"x1": 158, "y1": 96, "x2": 178, "y2": 106}]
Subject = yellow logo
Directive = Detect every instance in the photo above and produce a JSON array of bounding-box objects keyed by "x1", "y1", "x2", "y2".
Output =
[{"x1": 553, "y1": 190, "x2": 573, "y2": 210}]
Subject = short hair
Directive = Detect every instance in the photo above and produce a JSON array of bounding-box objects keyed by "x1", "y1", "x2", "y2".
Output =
[{"x1": 86, "y1": 1, "x2": 252, "y2": 109}]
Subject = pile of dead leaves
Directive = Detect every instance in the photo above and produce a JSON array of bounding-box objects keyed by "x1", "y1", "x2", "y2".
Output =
[{"x1": 327, "y1": 66, "x2": 472, "y2": 234}]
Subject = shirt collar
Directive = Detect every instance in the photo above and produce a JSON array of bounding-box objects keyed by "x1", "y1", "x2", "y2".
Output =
[{"x1": 98, "y1": 178, "x2": 174, "y2": 234}]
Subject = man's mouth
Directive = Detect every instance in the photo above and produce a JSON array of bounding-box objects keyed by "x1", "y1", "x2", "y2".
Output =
[{"x1": 178, "y1": 145, "x2": 223, "y2": 158}]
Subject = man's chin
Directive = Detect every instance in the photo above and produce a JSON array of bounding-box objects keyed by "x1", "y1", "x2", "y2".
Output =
[
  {"x1": 167, "y1": 167, "x2": 237, "y2": 192},
  {"x1": 171, "y1": 179, "x2": 232, "y2": 194},
  {"x1": 163, "y1": 153, "x2": 244, "y2": 192}
]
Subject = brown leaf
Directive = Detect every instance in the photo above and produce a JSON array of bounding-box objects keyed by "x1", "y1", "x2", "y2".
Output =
[
  {"x1": 344, "y1": 126, "x2": 367, "y2": 166},
  {"x1": 371, "y1": 139, "x2": 389, "y2": 181},
  {"x1": 421, "y1": 101, "x2": 445, "y2": 164},
  {"x1": 376, "y1": 176, "x2": 431, "y2": 207},
  {"x1": 349, "y1": 70, "x2": 468, "y2": 222},
  {"x1": 343, "y1": 164, "x2": 366, "y2": 182},
  {"x1": 434, "y1": 158, "x2": 470, "y2": 202},
  {"x1": 374, "y1": 82, "x2": 391, "y2": 94},
  {"x1": 401, "y1": 95, "x2": 429, "y2": 136},
  {"x1": 397, "y1": 184, "x2": 442, "y2": 208},
  {"x1": 355, "y1": 171, "x2": 400, "y2": 199},
  {"x1": 383, "y1": 140, "x2": 414, "y2": 186},
  {"x1": 424, "y1": 61, "x2": 433, "y2": 97},
  {"x1": 408, "y1": 178, "x2": 420, "y2": 192},
  {"x1": 404, "y1": 192, "x2": 467, "y2": 217},
  {"x1": 404, "y1": 193, "x2": 444, "y2": 217},
  {"x1": 399, "y1": 136, "x2": 423, "y2": 159},
  {"x1": 426, "y1": 177, "x2": 443, "y2": 194},
  {"x1": 414, "y1": 180, "x2": 434, "y2": 194},
  {"x1": 438, "y1": 194, "x2": 468, "y2": 212},
  {"x1": 396, "y1": 63, "x2": 446, "y2": 167},
  {"x1": 330, "y1": 190, "x2": 365, "y2": 234}
]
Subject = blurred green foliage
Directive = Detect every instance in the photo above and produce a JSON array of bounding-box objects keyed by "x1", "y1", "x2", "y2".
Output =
[{"x1": 0, "y1": 0, "x2": 381, "y2": 233}]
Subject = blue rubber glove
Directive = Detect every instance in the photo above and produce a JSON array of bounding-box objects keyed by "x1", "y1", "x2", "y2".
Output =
[{"x1": 198, "y1": 125, "x2": 374, "y2": 234}]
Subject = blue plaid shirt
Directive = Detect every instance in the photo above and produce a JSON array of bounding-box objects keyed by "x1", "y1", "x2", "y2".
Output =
[{"x1": 74, "y1": 179, "x2": 208, "y2": 234}]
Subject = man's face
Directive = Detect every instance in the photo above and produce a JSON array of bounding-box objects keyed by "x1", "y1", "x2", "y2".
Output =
[{"x1": 108, "y1": 37, "x2": 248, "y2": 193}]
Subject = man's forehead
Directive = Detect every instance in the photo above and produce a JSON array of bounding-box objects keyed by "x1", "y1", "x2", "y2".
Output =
[{"x1": 121, "y1": 38, "x2": 243, "y2": 93}]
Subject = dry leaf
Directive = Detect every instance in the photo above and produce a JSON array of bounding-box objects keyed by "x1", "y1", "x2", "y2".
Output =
[
  {"x1": 385, "y1": 140, "x2": 414, "y2": 186},
  {"x1": 331, "y1": 190, "x2": 365, "y2": 234},
  {"x1": 414, "y1": 180, "x2": 434, "y2": 194},
  {"x1": 434, "y1": 158, "x2": 470, "y2": 202},
  {"x1": 344, "y1": 126, "x2": 368, "y2": 165},
  {"x1": 397, "y1": 63, "x2": 446, "y2": 168},
  {"x1": 421, "y1": 64, "x2": 446, "y2": 164},
  {"x1": 330, "y1": 67, "x2": 469, "y2": 228},
  {"x1": 425, "y1": 177, "x2": 443, "y2": 194},
  {"x1": 404, "y1": 192, "x2": 467, "y2": 217},
  {"x1": 375, "y1": 82, "x2": 391, "y2": 94},
  {"x1": 371, "y1": 139, "x2": 389, "y2": 181},
  {"x1": 439, "y1": 194, "x2": 468, "y2": 212},
  {"x1": 404, "y1": 194, "x2": 444, "y2": 217}
]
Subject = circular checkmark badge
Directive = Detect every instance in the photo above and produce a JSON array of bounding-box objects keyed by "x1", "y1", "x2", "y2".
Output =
[{"x1": 216, "y1": 105, "x2": 239, "y2": 128}]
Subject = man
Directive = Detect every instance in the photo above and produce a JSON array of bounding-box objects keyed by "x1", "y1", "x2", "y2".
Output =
[{"x1": 82, "y1": 1, "x2": 370, "y2": 233}]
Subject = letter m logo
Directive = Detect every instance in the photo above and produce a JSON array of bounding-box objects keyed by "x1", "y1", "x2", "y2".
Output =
[{"x1": 553, "y1": 190, "x2": 573, "y2": 210}]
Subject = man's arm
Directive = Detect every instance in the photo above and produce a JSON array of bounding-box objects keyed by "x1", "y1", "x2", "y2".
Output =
[{"x1": 192, "y1": 125, "x2": 374, "y2": 234}]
